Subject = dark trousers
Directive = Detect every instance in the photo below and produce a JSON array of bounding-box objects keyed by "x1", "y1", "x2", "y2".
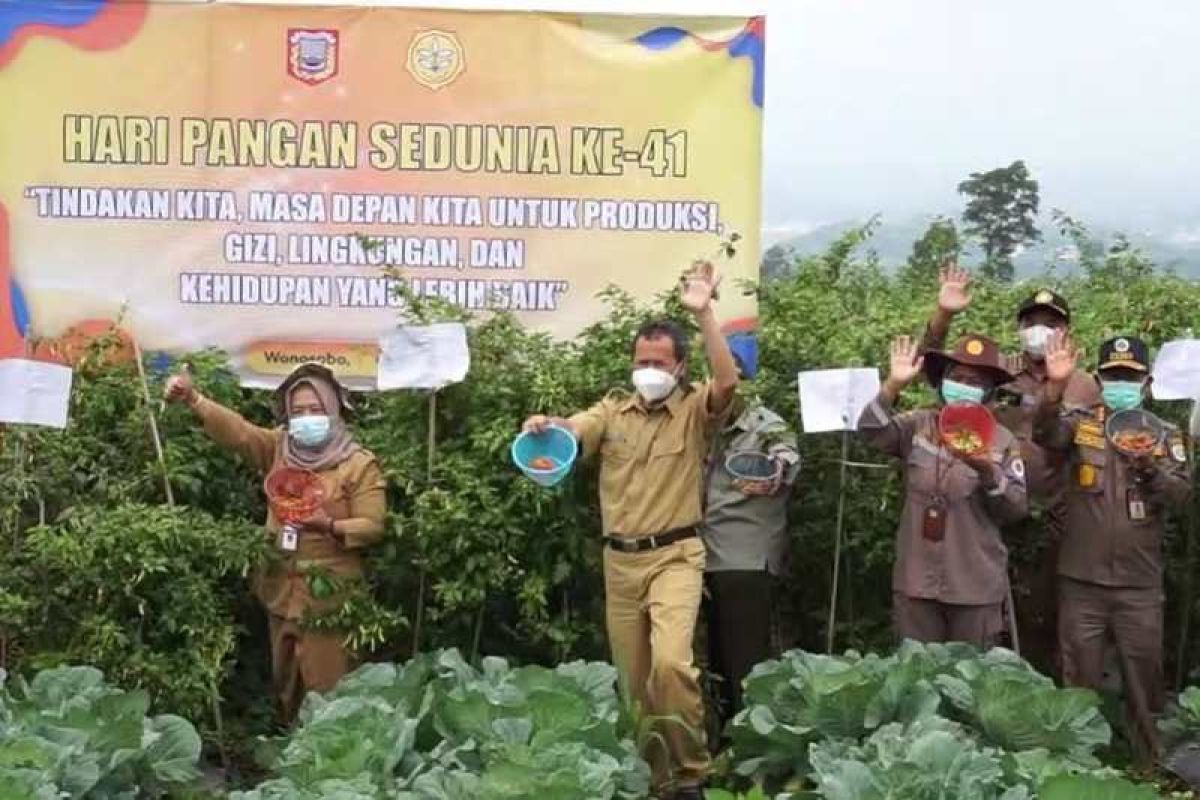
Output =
[
  {"x1": 1058, "y1": 577, "x2": 1164, "y2": 766},
  {"x1": 703, "y1": 570, "x2": 774, "y2": 726},
  {"x1": 893, "y1": 594, "x2": 1005, "y2": 650}
]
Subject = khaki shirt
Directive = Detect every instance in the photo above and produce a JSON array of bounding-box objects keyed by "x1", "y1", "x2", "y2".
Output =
[
  {"x1": 700, "y1": 402, "x2": 800, "y2": 575},
  {"x1": 1035, "y1": 404, "x2": 1192, "y2": 588},
  {"x1": 194, "y1": 396, "x2": 386, "y2": 619},
  {"x1": 570, "y1": 381, "x2": 724, "y2": 537},
  {"x1": 859, "y1": 395, "x2": 1028, "y2": 605}
]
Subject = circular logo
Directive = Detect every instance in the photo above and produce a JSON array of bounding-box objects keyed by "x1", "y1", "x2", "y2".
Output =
[
  {"x1": 1035, "y1": 290, "x2": 1053, "y2": 304},
  {"x1": 407, "y1": 29, "x2": 465, "y2": 91},
  {"x1": 1114, "y1": 338, "x2": 1131, "y2": 353},
  {"x1": 966, "y1": 339, "x2": 984, "y2": 356}
]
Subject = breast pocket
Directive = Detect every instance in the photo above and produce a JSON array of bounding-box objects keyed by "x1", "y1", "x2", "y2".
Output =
[
  {"x1": 1071, "y1": 448, "x2": 1107, "y2": 494},
  {"x1": 601, "y1": 435, "x2": 635, "y2": 463},
  {"x1": 906, "y1": 443, "x2": 977, "y2": 500},
  {"x1": 650, "y1": 433, "x2": 686, "y2": 461},
  {"x1": 905, "y1": 445, "x2": 941, "y2": 496}
]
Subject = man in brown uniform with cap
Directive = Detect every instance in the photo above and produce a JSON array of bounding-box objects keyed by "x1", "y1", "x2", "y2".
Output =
[
  {"x1": 1036, "y1": 333, "x2": 1191, "y2": 765},
  {"x1": 165, "y1": 362, "x2": 387, "y2": 723},
  {"x1": 859, "y1": 334, "x2": 1028, "y2": 646},
  {"x1": 922, "y1": 264, "x2": 1099, "y2": 665},
  {"x1": 522, "y1": 261, "x2": 737, "y2": 799}
]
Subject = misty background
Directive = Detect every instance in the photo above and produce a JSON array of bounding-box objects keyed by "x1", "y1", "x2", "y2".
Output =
[
  {"x1": 280, "y1": 0, "x2": 1200, "y2": 273},
  {"x1": 757, "y1": 0, "x2": 1200, "y2": 275}
]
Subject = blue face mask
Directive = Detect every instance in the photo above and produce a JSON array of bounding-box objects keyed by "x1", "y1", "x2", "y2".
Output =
[
  {"x1": 1101, "y1": 380, "x2": 1144, "y2": 411},
  {"x1": 941, "y1": 379, "x2": 986, "y2": 406},
  {"x1": 289, "y1": 415, "x2": 332, "y2": 447}
]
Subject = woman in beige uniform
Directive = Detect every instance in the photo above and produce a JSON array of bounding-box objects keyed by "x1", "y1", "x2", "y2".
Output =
[
  {"x1": 164, "y1": 362, "x2": 386, "y2": 723},
  {"x1": 858, "y1": 334, "x2": 1028, "y2": 648}
]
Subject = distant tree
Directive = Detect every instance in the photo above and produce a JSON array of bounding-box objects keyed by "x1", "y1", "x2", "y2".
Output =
[
  {"x1": 957, "y1": 160, "x2": 1041, "y2": 281},
  {"x1": 821, "y1": 215, "x2": 881, "y2": 281},
  {"x1": 761, "y1": 243, "x2": 795, "y2": 282},
  {"x1": 1050, "y1": 208, "x2": 1104, "y2": 273},
  {"x1": 903, "y1": 216, "x2": 961, "y2": 282}
]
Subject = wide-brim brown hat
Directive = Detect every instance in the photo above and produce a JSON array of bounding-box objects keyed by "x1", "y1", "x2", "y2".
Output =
[
  {"x1": 923, "y1": 334, "x2": 1015, "y2": 388},
  {"x1": 272, "y1": 362, "x2": 354, "y2": 421}
]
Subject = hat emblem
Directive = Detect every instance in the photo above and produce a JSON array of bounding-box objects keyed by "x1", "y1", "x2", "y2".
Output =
[
  {"x1": 1035, "y1": 290, "x2": 1053, "y2": 304},
  {"x1": 966, "y1": 339, "x2": 984, "y2": 356},
  {"x1": 1115, "y1": 338, "x2": 1131, "y2": 353}
]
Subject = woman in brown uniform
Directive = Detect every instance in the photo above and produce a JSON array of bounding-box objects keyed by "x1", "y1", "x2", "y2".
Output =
[
  {"x1": 164, "y1": 362, "x2": 386, "y2": 722},
  {"x1": 858, "y1": 334, "x2": 1028, "y2": 648}
]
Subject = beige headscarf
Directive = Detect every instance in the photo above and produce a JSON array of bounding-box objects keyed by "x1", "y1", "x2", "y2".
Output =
[{"x1": 279, "y1": 377, "x2": 361, "y2": 472}]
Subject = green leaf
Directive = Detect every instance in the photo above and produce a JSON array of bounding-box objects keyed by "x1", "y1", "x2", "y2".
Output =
[
  {"x1": 143, "y1": 714, "x2": 202, "y2": 785},
  {"x1": 1037, "y1": 773, "x2": 1159, "y2": 800}
]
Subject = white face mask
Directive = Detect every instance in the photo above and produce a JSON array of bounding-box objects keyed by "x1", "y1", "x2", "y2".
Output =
[
  {"x1": 632, "y1": 368, "x2": 678, "y2": 403},
  {"x1": 1019, "y1": 325, "x2": 1055, "y2": 358}
]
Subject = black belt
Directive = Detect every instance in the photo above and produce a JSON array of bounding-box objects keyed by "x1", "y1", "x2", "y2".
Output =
[{"x1": 605, "y1": 527, "x2": 697, "y2": 553}]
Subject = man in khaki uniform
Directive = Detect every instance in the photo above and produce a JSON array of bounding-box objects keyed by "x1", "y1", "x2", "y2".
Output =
[
  {"x1": 922, "y1": 265, "x2": 1099, "y2": 665},
  {"x1": 859, "y1": 334, "x2": 1028, "y2": 646},
  {"x1": 1035, "y1": 334, "x2": 1191, "y2": 765},
  {"x1": 165, "y1": 362, "x2": 386, "y2": 723},
  {"x1": 523, "y1": 262, "x2": 738, "y2": 799}
]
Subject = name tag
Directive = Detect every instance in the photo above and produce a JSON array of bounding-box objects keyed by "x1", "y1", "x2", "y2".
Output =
[
  {"x1": 1078, "y1": 464, "x2": 1097, "y2": 488},
  {"x1": 922, "y1": 496, "x2": 947, "y2": 542},
  {"x1": 280, "y1": 525, "x2": 299, "y2": 551},
  {"x1": 1127, "y1": 489, "x2": 1146, "y2": 521}
]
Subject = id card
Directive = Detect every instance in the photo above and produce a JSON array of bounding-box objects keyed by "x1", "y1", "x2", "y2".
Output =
[
  {"x1": 1126, "y1": 489, "x2": 1147, "y2": 521},
  {"x1": 280, "y1": 524, "x2": 299, "y2": 551},
  {"x1": 922, "y1": 498, "x2": 947, "y2": 542}
]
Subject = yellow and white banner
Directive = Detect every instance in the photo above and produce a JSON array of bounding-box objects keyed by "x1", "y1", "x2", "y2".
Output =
[{"x1": 0, "y1": 1, "x2": 764, "y2": 385}]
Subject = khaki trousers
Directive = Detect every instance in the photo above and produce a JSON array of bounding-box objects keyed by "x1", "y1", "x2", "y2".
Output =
[
  {"x1": 268, "y1": 614, "x2": 351, "y2": 724},
  {"x1": 1058, "y1": 577, "x2": 1164, "y2": 766},
  {"x1": 604, "y1": 536, "x2": 709, "y2": 791}
]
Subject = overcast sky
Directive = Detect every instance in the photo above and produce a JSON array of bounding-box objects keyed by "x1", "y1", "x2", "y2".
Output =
[
  {"x1": 256, "y1": 0, "x2": 1200, "y2": 235},
  {"x1": 760, "y1": 0, "x2": 1200, "y2": 236}
]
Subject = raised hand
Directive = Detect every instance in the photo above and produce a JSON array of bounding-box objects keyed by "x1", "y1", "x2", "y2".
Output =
[
  {"x1": 937, "y1": 262, "x2": 972, "y2": 314},
  {"x1": 680, "y1": 260, "x2": 722, "y2": 314},
  {"x1": 163, "y1": 367, "x2": 196, "y2": 405},
  {"x1": 888, "y1": 335, "x2": 925, "y2": 388},
  {"x1": 1043, "y1": 330, "x2": 1079, "y2": 383}
]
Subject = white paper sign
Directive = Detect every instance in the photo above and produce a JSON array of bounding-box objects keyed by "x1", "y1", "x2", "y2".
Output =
[
  {"x1": 1151, "y1": 339, "x2": 1200, "y2": 401},
  {"x1": 798, "y1": 368, "x2": 881, "y2": 433},
  {"x1": 377, "y1": 323, "x2": 470, "y2": 390},
  {"x1": 0, "y1": 358, "x2": 74, "y2": 428}
]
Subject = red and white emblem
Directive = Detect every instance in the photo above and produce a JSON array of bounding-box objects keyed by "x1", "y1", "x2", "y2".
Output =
[{"x1": 287, "y1": 28, "x2": 339, "y2": 85}]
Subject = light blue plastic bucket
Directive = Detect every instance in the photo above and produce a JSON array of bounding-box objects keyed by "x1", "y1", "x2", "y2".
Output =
[{"x1": 511, "y1": 425, "x2": 578, "y2": 487}]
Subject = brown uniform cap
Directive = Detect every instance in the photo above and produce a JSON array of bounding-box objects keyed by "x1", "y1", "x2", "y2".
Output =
[{"x1": 923, "y1": 334, "x2": 1015, "y2": 388}]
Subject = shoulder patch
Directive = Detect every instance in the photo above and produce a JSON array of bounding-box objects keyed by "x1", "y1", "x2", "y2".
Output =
[{"x1": 1074, "y1": 419, "x2": 1106, "y2": 450}]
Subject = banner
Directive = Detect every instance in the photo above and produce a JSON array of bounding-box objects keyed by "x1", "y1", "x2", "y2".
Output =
[{"x1": 0, "y1": 1, "x2": 764, "y2": 386}]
